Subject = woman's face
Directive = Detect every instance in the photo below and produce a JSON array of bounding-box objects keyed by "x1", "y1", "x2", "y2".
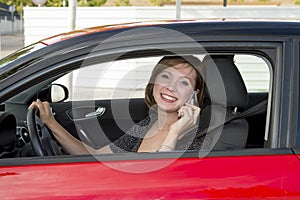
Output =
[{"x1": 153, "y1": 63, "x2": 197, "y2": 113}]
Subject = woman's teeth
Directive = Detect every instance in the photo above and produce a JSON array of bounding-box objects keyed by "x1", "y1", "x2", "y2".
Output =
[{"x1": 162, "y1": 94, "x2": 177, "y2": 101}]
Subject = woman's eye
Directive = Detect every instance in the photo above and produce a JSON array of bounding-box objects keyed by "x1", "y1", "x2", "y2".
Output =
[
  {"x1": 161, "y1": 74, "x2": 169, "y2": 79},
  {"x1": 180, "y1": 80, "x2": 190, "y2": 86}
]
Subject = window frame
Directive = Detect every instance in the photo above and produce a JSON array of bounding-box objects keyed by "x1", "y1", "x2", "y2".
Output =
[{"x1": 1, "y1": 38, "x2": 296, "y2": 166}]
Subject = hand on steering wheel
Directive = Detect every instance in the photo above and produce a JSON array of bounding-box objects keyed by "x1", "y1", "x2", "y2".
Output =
[{"x1": 27, "y1": 106, "x2": 63, "y2": 156}]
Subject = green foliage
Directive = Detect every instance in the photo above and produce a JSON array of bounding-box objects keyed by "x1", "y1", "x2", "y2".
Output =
[
  {"x1": 0, "y1": 0, "x2": 35, "y2": 14},
  {"x1": 150, "y1": 0, "x2": 171, "y2": 6},
  {"x1": 45, "y1": 0, "x2": 64, "y2": 7},
  {"x1": 87, "y1": 0, "x2": 107, "y2": 6},
  {"x1": 295, "y1": 0, "x2": 300, "y2": 4},
  {"x1": 77, "y1": 0, "x2": 85, "y2": 6},
  {"x1": 115, "y1": 0, "x2": 131, "y2": 6}
]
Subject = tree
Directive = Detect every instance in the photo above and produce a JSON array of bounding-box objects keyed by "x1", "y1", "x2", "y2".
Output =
[
  {"x1": 0, "y1": 0, "x2": 35, "y2": 14},
  {"x1": 87, "y1": 0, "x2": 107, "y2": 6},
  {"x1": 77, "y1": 0, "x2": 107, "y2": 6},
  {"x1": 45, "y1": 0, "x2": 64, "y2": 7},
  {"x1": 115, "y1": 0, "x2": 131, "y2": 6},
  {"x1": 150, "y1": 0, "x2": 171, "y2": 6}
]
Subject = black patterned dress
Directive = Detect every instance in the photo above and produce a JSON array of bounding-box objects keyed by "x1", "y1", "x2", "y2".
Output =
[{"x1": 109, "y1": 111, "x2": 210, "y2": 153}]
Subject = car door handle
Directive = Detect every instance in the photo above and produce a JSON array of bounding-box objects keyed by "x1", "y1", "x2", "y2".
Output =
[{"x1": 85, "y1": 107, "x2": 106, "y2": 118}]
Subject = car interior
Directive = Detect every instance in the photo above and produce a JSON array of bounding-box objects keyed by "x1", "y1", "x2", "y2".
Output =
[
  {"x1": 200, "y1": 55, "x2": 250, "y2": 150},
  {"x1": 0, "y1": 52, "x2": 270, "y2": 158}
]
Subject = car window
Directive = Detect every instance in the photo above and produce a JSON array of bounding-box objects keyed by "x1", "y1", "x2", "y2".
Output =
[
  {"x1": 0, "y1": 43, "x2": 46, "y2": 70},
  {"x1": 50, "y1": 53, "x2": 272, "y2": 152},
  {"x1": 234, "y1": 54, "x2": 270, "y2": 93},
  {"x1": 0, "y1": 50, "x2": 274, "y2": 165},
  {"x1": 54, "y1": 54, "x2": 270, "y2": 101},
  {"x1": 54, "y1": 56, "x2": 161, "y2": 101}
]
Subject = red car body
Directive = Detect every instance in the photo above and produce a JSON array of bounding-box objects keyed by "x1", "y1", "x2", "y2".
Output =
[{"x1": 0, "y1": 153, "x2": 299, "y2": 199}]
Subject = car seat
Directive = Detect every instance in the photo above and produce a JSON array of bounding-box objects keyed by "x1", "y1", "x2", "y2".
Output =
[{"x1": 200, "y1": 55, "x2": 249, "y2": 150}]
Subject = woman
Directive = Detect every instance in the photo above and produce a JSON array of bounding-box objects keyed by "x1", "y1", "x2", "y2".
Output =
[{"x1": 29, "y1": 55, "x2": 206, "y2": 154}]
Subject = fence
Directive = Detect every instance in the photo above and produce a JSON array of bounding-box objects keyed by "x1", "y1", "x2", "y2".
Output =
[
  {"x1": 0, "y1": 16, "x2": 23, "y2": 34},
  {"x1": 23, "y1": 6, "x2": 300, "y2": 46}
]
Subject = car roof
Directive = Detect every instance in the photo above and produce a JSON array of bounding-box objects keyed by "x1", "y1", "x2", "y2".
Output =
[{"x1": 39, "y1": 19, "x2": 300, "y2": 46}]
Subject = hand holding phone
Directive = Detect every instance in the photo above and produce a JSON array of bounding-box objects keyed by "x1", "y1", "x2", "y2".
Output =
[
  {"x1": 176, "y1": 91, "x2": 201, "y2": 136},
  {"x1": 178, "y1": 91, "x2": 199, "y2": 119},
  {"x1": 185, "y1": 91, "x2": 199, "y2": 106}
]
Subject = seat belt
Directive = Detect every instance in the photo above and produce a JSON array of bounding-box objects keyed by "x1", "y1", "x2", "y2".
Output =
[{"x1": 195, "y1": 99, "x2": 268, "y2": 138}]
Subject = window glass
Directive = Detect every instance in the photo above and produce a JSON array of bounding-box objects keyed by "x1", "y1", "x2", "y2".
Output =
[
  {"x1": 54, "y1": 56, "x2": 162, "y2": 101},
  {"x1": 234, "y1": 54, "x2": 270, "y2": 93},
  {"x1": 54, "y1": 54, "x2": 270, "y2": 101}
]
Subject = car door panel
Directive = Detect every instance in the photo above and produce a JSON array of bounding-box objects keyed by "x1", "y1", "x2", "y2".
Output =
[
  {"x1": 51, "y1": 98, "x2": 149, "y2": 149},
  {"x1": 0, "y1": 150, "x2": 299, "y2": 199}
]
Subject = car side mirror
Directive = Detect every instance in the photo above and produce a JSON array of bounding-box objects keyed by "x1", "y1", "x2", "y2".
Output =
[{"x1": 37, "y1": 84, "x2": 69, "y2": 103}]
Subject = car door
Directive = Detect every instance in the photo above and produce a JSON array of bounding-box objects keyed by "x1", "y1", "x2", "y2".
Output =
[{"x1": 39, "y1": 44, "x2": 299, "y2": 199}]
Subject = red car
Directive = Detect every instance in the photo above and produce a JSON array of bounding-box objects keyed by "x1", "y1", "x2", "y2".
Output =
[{"x1": 0, "y1": 20, "x2": 299, "y2": 199}]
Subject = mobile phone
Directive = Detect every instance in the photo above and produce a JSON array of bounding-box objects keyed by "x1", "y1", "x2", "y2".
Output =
[{"x1": 186, "y1": 91, "x2": 199, "y2": 106}]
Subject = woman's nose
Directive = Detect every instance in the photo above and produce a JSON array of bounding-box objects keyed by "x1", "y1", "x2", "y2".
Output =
[{"x1": 166, "y1": 80, "x2": 177, "y2": 91}]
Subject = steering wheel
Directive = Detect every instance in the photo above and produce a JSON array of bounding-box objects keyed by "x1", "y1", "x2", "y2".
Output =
[{"x1": 27, "y1": 107, "x2": 63, "y2": 156}]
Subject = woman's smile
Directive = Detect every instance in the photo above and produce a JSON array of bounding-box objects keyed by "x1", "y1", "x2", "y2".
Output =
[{"x1": 161, "y1": 93, "x2": 178, "y2": 103}]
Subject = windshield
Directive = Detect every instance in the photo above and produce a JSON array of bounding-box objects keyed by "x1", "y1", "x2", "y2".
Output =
[{"x1": 0, "y1": 42, "x2": 46, "y2": 69}]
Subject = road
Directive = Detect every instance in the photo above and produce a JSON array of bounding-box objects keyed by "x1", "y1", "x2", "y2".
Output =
[{"x1": 0, "y1": 34, "x2": 24, "y2": 59}]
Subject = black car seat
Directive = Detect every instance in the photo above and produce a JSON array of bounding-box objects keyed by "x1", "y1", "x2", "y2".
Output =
[{"x1": 200, "y1": 55, "x2": 249, "y2": 150}]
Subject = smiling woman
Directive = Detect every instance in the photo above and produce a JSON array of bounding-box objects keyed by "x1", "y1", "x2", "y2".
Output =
[{"x1": 113, "y1": 55, "x2": 206, "y2": 153}]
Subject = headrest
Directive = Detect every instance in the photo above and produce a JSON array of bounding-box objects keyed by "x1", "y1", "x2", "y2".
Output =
[{"x1": 202, "y1": 55, "x2": 248, "y2": 107}]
